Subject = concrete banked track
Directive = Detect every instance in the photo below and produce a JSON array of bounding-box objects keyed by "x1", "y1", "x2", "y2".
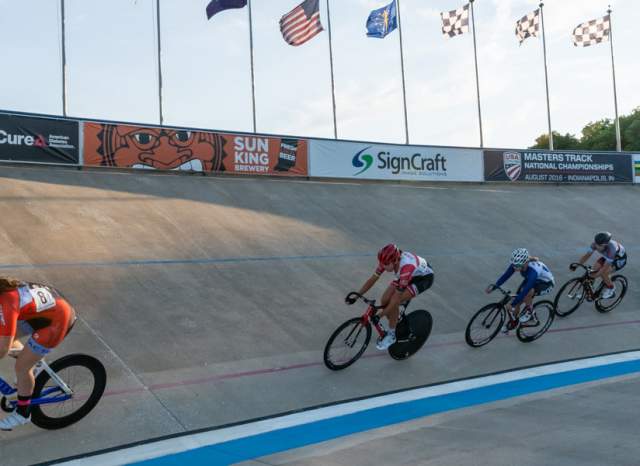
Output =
[{"x1": 0, "y1": 166, "x2": 638, "y2": 465}]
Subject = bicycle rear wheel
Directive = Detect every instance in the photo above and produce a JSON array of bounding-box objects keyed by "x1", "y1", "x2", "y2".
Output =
[
  {"x1": 517, "y1": 300, "x2": 555, "y2": 343},
  {"x1": 31, "y1": 354, "x2": 107, "y2": 430},
  {"x1": 553, "y1": 278, "x2": 585, "y2": 317},
  {"x1": 465, "y1": 304, "x2": 504, "y2": 348},
  {"x1": 323, "y1": 318, "x2": 372, "y2": 371},
  {"x1": 595, "y1": 275, "x2": 628, "y2": 313},
  {"x1": 388, "y1": 310, "x2": 432, "y2": 360}
]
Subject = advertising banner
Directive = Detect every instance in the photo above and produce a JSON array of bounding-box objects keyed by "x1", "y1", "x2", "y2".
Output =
[
  {"x1": 83, "y1": 123, "x2": 308, "y2": 176},
  {"x1": 0, "y1": 113, "x2": 79, "y2": 164},
  {"x1": 309, "y1": 140, "x2": 483, "y2": 182},
  {"x1": 635, "y1": 155, "x2": 640, "y2": 184},
  {"x1": 484, "y1": 149, "x2": 633, "y2": 183}
]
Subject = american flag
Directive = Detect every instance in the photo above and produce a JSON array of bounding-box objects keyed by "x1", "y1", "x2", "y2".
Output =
[{"x1": 280, "y1": 0, "x2": 324, "y2": 47}]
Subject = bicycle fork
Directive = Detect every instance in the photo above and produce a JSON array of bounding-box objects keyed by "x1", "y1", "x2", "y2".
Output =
[{"x1": 38, "y1": 360, "x2": 74, "y2": 396}]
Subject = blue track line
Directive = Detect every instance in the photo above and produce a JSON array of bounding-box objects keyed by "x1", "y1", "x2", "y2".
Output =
[{"x1": 134, "y1": 358, "x2": 640, "y2": 465}]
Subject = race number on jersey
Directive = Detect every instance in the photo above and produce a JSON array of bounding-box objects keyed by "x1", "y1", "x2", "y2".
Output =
[{"x1": 28, "y1": 286, "x2": 56, "y2": 312}]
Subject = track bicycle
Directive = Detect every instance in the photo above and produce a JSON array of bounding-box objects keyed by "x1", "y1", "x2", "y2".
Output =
[
  {"x1": 465, "y1": 285, "x2": 555, "y2": 347},
  {"x1": 553, "y1": 262, "x2": 628, "y2": 317},
  {"x1": 0, "y1": 351, "x2": 106, "y2": 430},
  {"x1": 323, "y1": 292, "x2": 433, "y2": 370}
]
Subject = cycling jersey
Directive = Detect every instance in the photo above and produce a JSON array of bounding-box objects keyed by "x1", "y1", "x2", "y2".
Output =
[
  {"x1": 495, "y1": 261, "x2": 555, "y2": 307},
  {"x1": 590, "y1": 240, "x2": 626, "y2": 264},
  {"x1": 375, "y1": 251, "x2": 433, "y2": 296},
  {"x1": 0, "y1": 283, "x2": 76, "y2": 355}
]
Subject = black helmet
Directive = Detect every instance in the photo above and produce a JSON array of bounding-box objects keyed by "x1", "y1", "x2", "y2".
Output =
[{"x1": 594, "y1": 232, "x2": 612, "y2": 245}]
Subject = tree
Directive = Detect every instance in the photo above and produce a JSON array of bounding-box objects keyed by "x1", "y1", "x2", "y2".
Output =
[
  {"x1": 530, "y1": 131, "x2": 580, "y2": 150},
  {"x1": 621, "y1": 107, "x2": 640, "y2": 151},
  {"x1": 530, "y1": 107, "x2": 640, "y2": 151}
]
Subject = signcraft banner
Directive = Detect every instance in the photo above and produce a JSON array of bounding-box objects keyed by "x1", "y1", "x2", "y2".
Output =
[
  {"x1": 83, "y1": 123, "x2": 308, "y2": 176},
  {"x1": 309, "y1": 140, "x2": 483, "y2": 182},
  {"x1": 0, "y1": 113, "x2": 79, "y2": 164},
  {"x1": 484, "y1": 149, "x2": 632, "y2": 183}
]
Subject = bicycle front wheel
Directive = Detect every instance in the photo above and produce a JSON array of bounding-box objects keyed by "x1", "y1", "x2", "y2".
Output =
[
  {"x1": 465, "y1": 304, "x2": 504, "y2": 348},
  {"x1": 31, "y1": 354, "x2": 107, "y2": 430},
  {"x1": 553, "y1": 278, "x2": 585, "y2": 317},
  {"x1": 517, "y1": 300, "x2": 555, "y2": 343},
  {"x1": 323, "y1": 317, "x2": 372, "y2": 370}
]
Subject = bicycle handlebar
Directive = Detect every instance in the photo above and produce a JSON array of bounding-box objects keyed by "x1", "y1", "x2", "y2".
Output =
[
  {"x1": 489, "y1": 284, "x2": 512, "y2": 297},
  {"x1": 346, "y1": 291, "x2": 380, "y2": 308},
  {"x1": 570, "y1": 262, "x2": 591, "y2": 272}
]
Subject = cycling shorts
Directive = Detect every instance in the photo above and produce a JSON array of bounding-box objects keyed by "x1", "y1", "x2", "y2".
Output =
[{"x1": 393, "y1": 273, "x2": 434, "y2": 297}]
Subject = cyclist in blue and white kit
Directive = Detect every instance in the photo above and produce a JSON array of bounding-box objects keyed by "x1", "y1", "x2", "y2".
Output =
[
  {"x1": 485, "y1": 248, "x2": 555, "y2": 331},
  {"x1": 571, "y1": 232, "x2": 626, "y2": 299}
]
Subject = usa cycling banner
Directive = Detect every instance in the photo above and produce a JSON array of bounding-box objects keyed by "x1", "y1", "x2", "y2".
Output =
[
  {"x1": 309, "y1": 140, "x2": 483, "y2": 182},
  {"x1": 0, "y1": 113, "x2": 80, "y2": 164},
  {"x1": 484, "y1": 149, "x2": 633, "y2": 183},
  {"x1": 83, "y1": 123, "x2": 308, "y2": 176},
  {"x1": 634, "y1": 155, "x2": 640, "y2": 183}
]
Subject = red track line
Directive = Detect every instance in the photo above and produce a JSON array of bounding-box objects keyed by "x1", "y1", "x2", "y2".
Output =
[{"x1": 101, "y1": 318, "x2": 640, "y2": 398}]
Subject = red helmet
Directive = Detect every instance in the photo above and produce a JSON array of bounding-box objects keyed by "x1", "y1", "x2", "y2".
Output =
[{"x1": 378, "y1": 243, "x2": 400, "y2": 265}]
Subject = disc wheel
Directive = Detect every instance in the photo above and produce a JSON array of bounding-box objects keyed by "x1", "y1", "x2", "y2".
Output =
[
  {"x1": 31, "y1": 354, "x2": 107, "y2": 430},
  {"x1": 388, "y1": 310, "x2": 433, "y2": 360}
]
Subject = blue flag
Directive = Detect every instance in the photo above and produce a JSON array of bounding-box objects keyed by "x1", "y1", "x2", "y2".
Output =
[
  {"x1": 366, "y1": 1, "x2": 397, "y2": 38},
  {"x1": 206, "y1": 0, "x2": 247, "y2": 20}
]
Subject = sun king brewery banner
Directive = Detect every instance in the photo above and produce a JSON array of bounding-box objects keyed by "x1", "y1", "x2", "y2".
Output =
[
  {"x1": 484, "y1": 149, "x2": 632, "y2": 183},
  {"x1": 0, "y1": 113, "x2": 79, "y2": 164},
  {"x1": 83, "y1": 123, "x2": 308, "y2": 176}
]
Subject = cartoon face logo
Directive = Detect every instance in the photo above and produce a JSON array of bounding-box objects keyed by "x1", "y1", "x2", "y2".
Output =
[
  {"x1": 503, "y1": 151, "x2": 522, "y2": 181},
  {"x1": 96, "y1": 125, "x2": 226, "y2": 172},
  {"x1": 352, "y1": 146, "x2": 374, "y2": 176}
]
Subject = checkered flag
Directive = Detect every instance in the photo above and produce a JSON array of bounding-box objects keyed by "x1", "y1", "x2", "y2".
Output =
[
  {"x1": 515, "y1": 9, "x2": 539, "y2": 44},
  {"x1": 441, "y1": 4, "x2": 469, "y2": 38},
  {"x1": 572, "y1": 15, "x2": 610, "y2": 47}
]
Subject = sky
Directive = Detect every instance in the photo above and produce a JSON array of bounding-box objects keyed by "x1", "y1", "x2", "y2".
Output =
[{"x1": 0, "y1": 0, "x2": 638, "y2": 149}]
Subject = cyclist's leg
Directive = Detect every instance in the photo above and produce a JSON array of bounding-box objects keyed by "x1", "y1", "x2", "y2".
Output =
[
  {"x1": 386, "y1": 288, "x2": 414, "y2": 329},
  {"x1": 16, "y1": 301, "x2": 75, "y2": 413},
  {"x1": 379, "y1": 282, "x2": 396, "y2": 309},
  {"x1": 378, "y1": 282, "x2": 413, "y2": 327},
  {"x1": 601, "y1": 263, "x2": 613, "y2": 286},
  {"x1": 591, "y1": 257, "x2": 605, "y2": 275}
]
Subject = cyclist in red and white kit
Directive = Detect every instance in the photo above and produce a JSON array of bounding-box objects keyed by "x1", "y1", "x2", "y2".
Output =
[{"x1": 346, "y1": 244, "x2": 434, "y2": 350}]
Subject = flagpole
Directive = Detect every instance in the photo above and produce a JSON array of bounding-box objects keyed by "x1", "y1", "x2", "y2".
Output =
[
  {"x1": 396, "y1": 0, "x2": 410, "y2": 144},
  {"x1": 539, "y1": 2, "x2": 553, "y2": 150},
  {"x1": 156, "y1": 0, "x2": 164, "y2": 126},
  {"x1": 60, "y1": 0, "x2": 68, "y2": 117},
  {"x1": 607, "y1": 6, "x2": 621, "y2": 152},
  {"x1": 469, "y1": 0, "x2": 484, "y2": 148},
  {"x1": 248, "y1": 0, "x2": 257, "y2": 133},
  {"x1": 326, "y1": 0, "x2": 338, "y2": 139}
]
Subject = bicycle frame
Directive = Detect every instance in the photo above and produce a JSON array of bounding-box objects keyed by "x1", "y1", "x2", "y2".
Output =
[
  {"x1": 488, "y1": 286, "x2": 518, "y2": 324},
  {"x1": 347, "y1": 292, "x2": 390, "y2": 338},
  {"x1": 0, "y1": 358, "x2": 73, "y2": 408},
  {"x1": 361, "y1": 303, "x2": 386, "y2": 337},
  {"x1": 570, "y1": 263, "x2": 605, "y2": 301}
]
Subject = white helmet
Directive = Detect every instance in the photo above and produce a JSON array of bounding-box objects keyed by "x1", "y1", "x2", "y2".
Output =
[{"x1": 510, "y1": 248, "x2": 529, "y2": 267}]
